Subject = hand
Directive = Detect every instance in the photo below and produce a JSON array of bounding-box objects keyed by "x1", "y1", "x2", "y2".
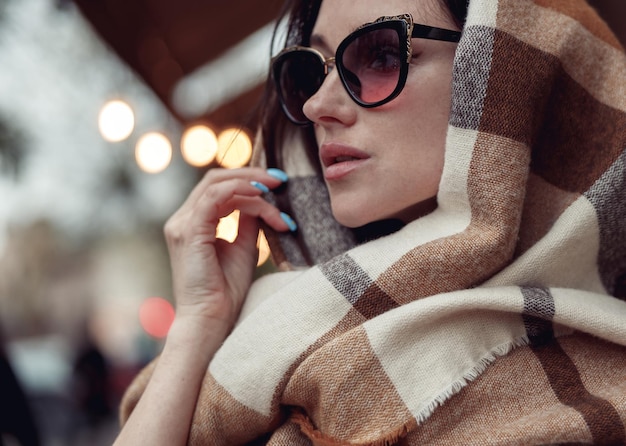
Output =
[
  {"x1": 115, "y1": 168, "x2": 294, "y2": 446},
  {"x1": 163, "y1": 167, "x2": 293, "y2": 333}
]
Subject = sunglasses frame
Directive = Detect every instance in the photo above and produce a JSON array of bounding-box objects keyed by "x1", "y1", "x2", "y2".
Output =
[{"x1": 271, "y1": 13, "x2": 461, "y2": 125}]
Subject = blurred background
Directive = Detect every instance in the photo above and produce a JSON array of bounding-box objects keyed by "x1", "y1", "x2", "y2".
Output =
[{"x1": 0, "y1": 0, "x2": 623, "y2": 445}]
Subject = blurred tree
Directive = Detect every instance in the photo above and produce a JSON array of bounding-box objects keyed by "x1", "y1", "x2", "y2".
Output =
[{"x1": 0, "y1": 113, "x2": 28, "y2": 179}]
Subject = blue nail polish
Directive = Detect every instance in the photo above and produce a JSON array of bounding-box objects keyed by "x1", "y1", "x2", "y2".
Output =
[
  {"x1": 267, "y1": 168, "x2": 289, "y2": 182},
  {"x1": 280, "y1": 212, "x2": 298, "y2": 232},
  {"x1": 250, "y1": 181, "x2": 270, "y2": 193}
]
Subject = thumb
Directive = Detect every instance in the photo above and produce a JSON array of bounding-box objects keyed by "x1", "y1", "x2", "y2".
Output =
[{"x1": 232, "y1": 213, "x2": 261, "y2": 263}]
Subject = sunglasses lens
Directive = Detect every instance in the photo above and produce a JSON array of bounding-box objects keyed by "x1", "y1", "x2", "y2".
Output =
[
  {"x1": 342, "y1": 27, "x2": 402, "y2": 104},
  {"x1": 273, "y1": 23, "x2": 406, "y2": 124},
  {"x1": 274, "y1": 50, "x2": 325, "y2": 124}
]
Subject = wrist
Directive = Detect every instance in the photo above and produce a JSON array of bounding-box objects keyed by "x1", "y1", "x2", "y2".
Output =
[
  {"x1": 164, "y1": 311, "x2": 231, "y2": 352},
  {"x1": 174, "y1": 291, "x2": 239, "y2": 329}
]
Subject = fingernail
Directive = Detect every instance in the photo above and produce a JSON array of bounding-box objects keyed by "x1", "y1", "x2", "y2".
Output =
[
  {"x1": 280, "y1": 212, "x2": 297, "y2": 232},
  {"x1": 250, "y1": 181, "x2": 270, "y2": 193},
  {"x1": 267, "y1": 168, "x2": 289, "y2": 182}
]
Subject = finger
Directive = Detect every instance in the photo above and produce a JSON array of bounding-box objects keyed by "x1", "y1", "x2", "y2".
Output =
[
  {"x1": 202, "y1": 167, "x2": 288, "y2": 186},
  {"x1": 169, "y1": 180, "x2": 292, "y2": 245},
  {"x1": 237, "y1": 213, "x2": 261, "y2": 245},
  {"x1": 166, "y1": 176, "x2": 295, "y2": 253},
  {"x1": 224, "y1": 214, "x2": 262, "y2": 294},
  {"x1": 183, "y1": 178, "x2": 266, "y2": 225},
  {"x1": 209, "y1": 195, "x2": 294, "y2": 233},
  {"x1": 184, "y1": 167, "x2": 287, "y2": 210},
  {"x1": 165, "y1": 179, "x2": 265, "y2": 244},
  {"x1": 188, "y1": 176, "x2": 289, "y2": 228},
  {"x1": 228, "y1": 213, "x2": 261, "y2": 263}
]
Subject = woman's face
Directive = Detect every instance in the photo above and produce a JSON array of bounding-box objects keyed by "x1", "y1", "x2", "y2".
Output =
[{"x1": 302, "y1": 0, "x2": 459, "y2": 228}]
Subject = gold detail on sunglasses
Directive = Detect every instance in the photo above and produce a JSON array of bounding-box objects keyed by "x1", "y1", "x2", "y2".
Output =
[{"x1": 361, "y1": 14, "x2": 415, "y2": 64}]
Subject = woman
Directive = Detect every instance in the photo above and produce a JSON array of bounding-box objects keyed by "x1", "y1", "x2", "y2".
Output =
[{"x1": 116, "y1": 0, "x2": 626, "y2": 444}]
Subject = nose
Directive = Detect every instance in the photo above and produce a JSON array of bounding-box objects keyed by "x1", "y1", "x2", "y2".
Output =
[{"x1": 302, "y1": 64, "x2": 357, "y2": 126}]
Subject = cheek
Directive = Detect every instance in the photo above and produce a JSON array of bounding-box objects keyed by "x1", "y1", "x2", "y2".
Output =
[
  {"x1": 406, "y1": 60, "x2": 454, "y2": 108},
  {"x1": 383, "y1": 89, "x2": 449, "y2": 191},
  {"x1": 384, "y1": 70, "x2": 453, "y2": 131},
  {"x1": 402, "y1": 80, "x2": 452, "y2": 148}
]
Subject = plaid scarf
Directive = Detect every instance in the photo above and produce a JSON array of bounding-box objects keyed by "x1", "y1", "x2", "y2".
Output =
[{"x1": 121, "y1": 0, "x2": 626, "y2": 444}]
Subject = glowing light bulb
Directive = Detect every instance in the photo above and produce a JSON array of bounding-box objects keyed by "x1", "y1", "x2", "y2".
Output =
[
  {"x1": 181, "y1": 125, "x2": 218, "y2": 167},
  {"x1": 99, "y1": 100, "x2": 135, "y2": 142},
  {"x1": 135, "y1": 132, "x2": 172, "y2": 173},
  {"x1": 217, "y1": 128, "x2": 252, "y2": 169}
]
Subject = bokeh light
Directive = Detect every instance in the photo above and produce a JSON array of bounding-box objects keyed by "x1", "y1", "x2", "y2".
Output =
[
  {"x1": 98, "y1": 100, "x2": 135, "y2": 142},
  {"x1": 139, "y1": 297, "x2": 175, "y2": 339},
  {"x1": 257, "y1": 230, "x2": 271, "y2": 266},
  {"x1": 216, "y1": 213, "x2": 271, "y2": 266},
  {"x1": 181, "y1": 124, "x2": 218, "y2": 167},
  {"x1": 135, "y1": 132, "x2": 173, "y2": 173},
  {"x1": 216, "y1": 210, "x2": 240, "y2": 243},
  {"x1": 216, "y1": 128, "x2": 252, "y2": 169}
]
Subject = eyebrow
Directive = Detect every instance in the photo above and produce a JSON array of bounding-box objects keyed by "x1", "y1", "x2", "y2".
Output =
[
  {"x1": 309, "y1": 34, "x2": 332, "y2": 54},
  {"x1": 309, "y1": 21, "x2": 362, "y2": 54}
]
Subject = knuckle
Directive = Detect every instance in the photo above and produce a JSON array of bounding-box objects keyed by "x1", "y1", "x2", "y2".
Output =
[
  {"x1": 203, "y1": 167, "x2": 228, "y2": 183},
  {"x1": 164, "y1": 217, "x2": 185, "y2": 243}
]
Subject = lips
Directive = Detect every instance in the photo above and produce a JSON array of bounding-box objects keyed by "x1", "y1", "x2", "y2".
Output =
[
  {"x1": 334, "y1": 155, "x2": 356, "y2": 162},
  {"x1": 320, "y1": 143, "x2": 370, "y2": 180}
]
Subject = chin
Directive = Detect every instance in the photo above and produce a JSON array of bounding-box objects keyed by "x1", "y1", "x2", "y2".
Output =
[
  {"x1": 331, "y1": 205, "x2": 385, "y2": 229},
  {"x1": 333, "y1": 214, "x2": 366, "y2": 229},
  {"x1": 331, "y1": 196, "x2": 439, "y2": 228},
  {"x1": 331, "y1": 208, "x2": 369, "y2": 228}
]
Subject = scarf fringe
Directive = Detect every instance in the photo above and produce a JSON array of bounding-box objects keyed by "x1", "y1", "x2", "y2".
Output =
[
  {"x1": 413, "y1": 336, "x2": 530, "y2": 425},
  {"x1": 291, "y1": 337, "x2": 531, "y2": 445}
]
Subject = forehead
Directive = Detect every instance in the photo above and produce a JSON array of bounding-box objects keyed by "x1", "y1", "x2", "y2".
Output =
[{"x1": 313, "y1": 0, "x2": 449, "y2": 47}]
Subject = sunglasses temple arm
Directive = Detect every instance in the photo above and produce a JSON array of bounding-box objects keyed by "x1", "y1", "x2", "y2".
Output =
[{"x1": 411, "y1": 25, "x2": 461, "y2": 43}]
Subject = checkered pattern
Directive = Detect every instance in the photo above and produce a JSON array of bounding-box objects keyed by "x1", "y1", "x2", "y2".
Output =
[{"x1": 121, "y1": 0, "x2": 626, "y2": 443}]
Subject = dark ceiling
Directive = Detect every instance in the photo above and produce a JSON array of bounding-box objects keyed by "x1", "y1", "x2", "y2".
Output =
[
  {"x1": 72, "y1": 0, "x2": 284, "y2": 130},
  {"x1": 72, "y1": 0, "x2": 625, "y2": 131}
]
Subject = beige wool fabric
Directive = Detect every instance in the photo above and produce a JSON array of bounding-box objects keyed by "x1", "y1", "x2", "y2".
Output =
[{"x1": 120, "y1": 0, "x2": 626, "y2": 444}]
